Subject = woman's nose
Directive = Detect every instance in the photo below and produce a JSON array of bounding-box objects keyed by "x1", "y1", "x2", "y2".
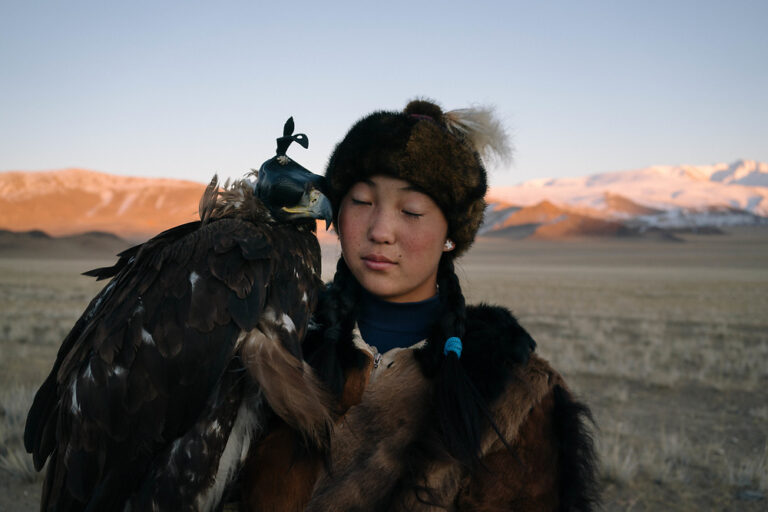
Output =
[{"x1": 367, "y1": 208, "x2": 396, "y2": 244}]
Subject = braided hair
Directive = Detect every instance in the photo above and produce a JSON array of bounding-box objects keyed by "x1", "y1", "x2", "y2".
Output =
[
  {"x1": 415, "y1": 254, "x2": 493, "y2": 468},
  {"x1": 303, "y1": 257, "x2": 363, "y2": 401}
]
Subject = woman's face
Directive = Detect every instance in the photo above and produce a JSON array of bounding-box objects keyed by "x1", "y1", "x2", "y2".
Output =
[{"x1": 338, "y1": 175, "x2": 452, "y2": 303}]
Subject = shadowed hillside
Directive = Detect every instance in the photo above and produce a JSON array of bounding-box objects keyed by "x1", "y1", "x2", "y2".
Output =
[{"x1": 0, "y1": 230, "x2": 131, "y2": 259}]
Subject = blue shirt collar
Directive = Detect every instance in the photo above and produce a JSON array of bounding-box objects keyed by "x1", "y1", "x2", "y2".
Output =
[{"x1": 356, "y1": 289, "x2": 441, "y2": 353}]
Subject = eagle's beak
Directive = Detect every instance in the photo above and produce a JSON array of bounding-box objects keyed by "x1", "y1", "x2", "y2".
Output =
[{"x1": 282, "y1": 188, "x2": 333, "y2": 229}]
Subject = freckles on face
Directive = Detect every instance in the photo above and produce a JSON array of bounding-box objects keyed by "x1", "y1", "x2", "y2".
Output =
[{"x1": 337, "y1": 175, "x2": 450, "y2": 303}]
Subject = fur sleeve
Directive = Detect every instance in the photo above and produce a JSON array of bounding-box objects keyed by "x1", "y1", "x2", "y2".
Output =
[
  {"x1": 552, "y1": 385, "x2": 600, "y2": 511},
  {"x1": 455, "y1": 385, "x2": 599, "y2": 512}
]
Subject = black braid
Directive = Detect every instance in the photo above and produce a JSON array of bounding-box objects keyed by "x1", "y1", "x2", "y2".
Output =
[
  {"x1": 304, "y1": 258, "x2": 365, "y2": 398},
  {"x1": 437, "y1": 257, "x2": 466, "y2": 354},
  {"x1": 415, "y1": 254, "x2": 496, "y2": 468},
  {"x1": 415, "y1": 256, "x2": 465, "y2": 376},
  {"x1": 322, "y1": 258, "x2": 360, "y2": 347}
]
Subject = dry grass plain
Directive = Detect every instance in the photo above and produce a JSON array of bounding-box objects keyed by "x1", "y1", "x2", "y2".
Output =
[{"x1": 1, "y1": 228, "x2": 767, "y2": 511}]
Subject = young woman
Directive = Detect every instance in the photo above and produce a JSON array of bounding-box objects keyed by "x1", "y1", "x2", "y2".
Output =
[{"x1": 243, "y1": 99, "x2": 599, "y2": 511}]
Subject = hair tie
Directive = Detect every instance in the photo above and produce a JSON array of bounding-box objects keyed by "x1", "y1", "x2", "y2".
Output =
[{"x1": 444, "y1": 337, "x2": 462, "y2": 358}]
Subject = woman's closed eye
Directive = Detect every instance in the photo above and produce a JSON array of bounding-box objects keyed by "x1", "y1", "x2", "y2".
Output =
[
  {"x1": 402, "y1": 209, "x2": 423, "y2": 218},
  {"x1": 351, "y1": 198, "x2": 372, "y2": 206}
]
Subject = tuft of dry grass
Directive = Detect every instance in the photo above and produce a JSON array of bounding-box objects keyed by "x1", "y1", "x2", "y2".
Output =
[
  {"x1": 597, "y1": 421, "x2": 691, "y2": 486},
  {"x1": 726, "y1": 443, "x2": 768, "y2": 491},
  {"x1": 0, "y1": 386, "x2": 42, "y2": 483},
  {"x1": 599, "y1": 433, "x2": 639, "y2": 484},
  {"x1": 0, "y1": 447, "x2": 39, "y2": 483},
  {"x1": 640, "y1": 428, "x2": 691, "y2": 484}
]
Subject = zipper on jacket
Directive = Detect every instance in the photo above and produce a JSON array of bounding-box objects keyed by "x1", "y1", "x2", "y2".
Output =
[{"x1": 373, "y1": 352, "x2": 382, "y2": 369}]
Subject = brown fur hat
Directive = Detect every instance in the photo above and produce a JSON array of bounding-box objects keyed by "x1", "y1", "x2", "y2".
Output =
[{"x1": 325, "y1": 99, "x2": 510, "y2": 257}]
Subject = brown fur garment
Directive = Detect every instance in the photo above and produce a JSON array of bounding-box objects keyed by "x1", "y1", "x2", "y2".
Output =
[
  {"x1": 241, "y1": 299, "x2": 598, "y2": 512},
  {"x1": 303, "y1": 346, "x2": 561, "y2": 512},
  {"x1": 242, "y1": 337, "x2": 597, "y2": 511}
]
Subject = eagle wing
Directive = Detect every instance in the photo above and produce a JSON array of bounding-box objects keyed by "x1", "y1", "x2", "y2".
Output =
[{"x1": 24, "y1": 216, "x2": 295, "y2": 511}]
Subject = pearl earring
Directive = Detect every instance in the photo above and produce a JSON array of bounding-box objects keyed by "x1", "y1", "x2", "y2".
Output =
[{"x1": 444, "y1": 239, "x2": 455, "y2": 251}]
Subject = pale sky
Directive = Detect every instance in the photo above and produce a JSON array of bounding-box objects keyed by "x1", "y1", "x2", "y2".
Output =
[{"x1": 1, "y1": 0, "x2": 766, "y2": 186}]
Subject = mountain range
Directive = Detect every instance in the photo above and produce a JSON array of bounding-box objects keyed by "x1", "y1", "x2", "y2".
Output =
[
  {"x1": 485, "y1": 159, "x2": 768, "y2": 238},
  {"x1": 0, "y1": 161, "x2": 766, "y2": 247},
  {"x1": 0, "y1": 169, "x2": 205, "y2": 240}
]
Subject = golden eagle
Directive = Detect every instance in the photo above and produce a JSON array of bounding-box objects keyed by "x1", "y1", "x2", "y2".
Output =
[{"x1": 24, "y1": 118, "x2": 334, "y2": 511}]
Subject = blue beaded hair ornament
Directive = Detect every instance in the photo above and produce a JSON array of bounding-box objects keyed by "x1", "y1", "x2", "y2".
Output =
[{"x1": 443, "y1": 337, "x2": 462, "y2": 359}]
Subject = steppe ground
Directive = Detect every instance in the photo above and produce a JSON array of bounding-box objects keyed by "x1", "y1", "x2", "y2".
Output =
[{"x1": 1, "y1": 228, "x2": 766, "y2": 511}]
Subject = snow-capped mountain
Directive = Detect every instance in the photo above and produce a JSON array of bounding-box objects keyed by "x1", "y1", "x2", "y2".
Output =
[{"x1": 488, "y1": 160, "x2": 768, "y2": 231}]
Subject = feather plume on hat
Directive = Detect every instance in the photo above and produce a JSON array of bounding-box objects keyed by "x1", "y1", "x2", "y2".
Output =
[{"x1": 443, "y1": 106, "x2": 513, "y2": 166}]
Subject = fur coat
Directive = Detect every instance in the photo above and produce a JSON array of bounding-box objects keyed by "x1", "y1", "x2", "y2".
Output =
[{"x1": 241, "y1": 304, "x2": 598, "y2": 511}]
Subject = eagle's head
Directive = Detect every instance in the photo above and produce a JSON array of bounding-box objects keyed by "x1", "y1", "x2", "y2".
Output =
[{"x1": 255, "y1": 117, "x2": 333, "y2": 228}]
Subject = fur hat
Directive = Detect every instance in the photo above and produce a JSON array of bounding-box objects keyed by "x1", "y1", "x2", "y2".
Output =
[{"x1": 325, "y1": 99, "x2": 510, "y2": 257}]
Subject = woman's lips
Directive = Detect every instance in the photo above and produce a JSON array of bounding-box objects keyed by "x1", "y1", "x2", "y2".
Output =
[{"x1": 362, "y1": 254, "x2": 396, "y2": 271}]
